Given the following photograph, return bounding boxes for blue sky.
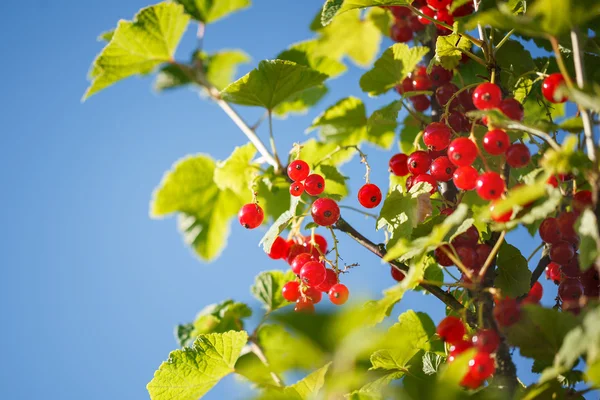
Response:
[0,1,556,399]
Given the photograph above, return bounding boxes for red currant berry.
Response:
[475,244,492,267]
[523,281,543,304]
[562,256,581,278]
[412,76,432,91]
[546,262,562,283]
[428,65,453,86]
[396,77,414,95]
[483,129,510,155]
[389,153,410,176]
[550,240,575,265]
[424,122,452,151]
[426,0,452,9]
[311,198,340,226]
[291,253,315,275]
[303,286,322,304]
[288,160,310,181]
[413,66,428,78]
[440,207,455,216]
[539,217,562,244]
[287,242,308,264]
[300,261,327,287]
[449,339,474,358]
[406,175,415,191]
[476,172,506,201]
[407,151,432,175]
[306,234,328,257]
[453,166,479,190]
[448,137,477,167]
[505,143,530,168]
[471,329,500,354]
[469,352,496,381]
[453,226,479,248]
[490,201,512,223]
[409,15,425,32]
[435,245,454,267]
[417,5,435,24]
[547,175,559,188]
[434,9,454,34]
[498,98,524,121]
[389,5,411,18]
[451,2,475,17]
[557,211,577,237]
[391,266,405,281]
[429,149,446,160]
[294,298,314,313]
[542,73,567,103]
[457,246,478,270]
[437,316,466,344]
[390,23,413,42]
[573,190,593,213]
[358,183,382,208]
[436,83,459,108]
[494,298,521,327]
[329,283,349,305]
[430,156,456,182]
[458,89,476,112]
[414,174,438,194]
[461,371,484,389]
[316,268,338,292]
[282,281,301,302]
[581,268,600,297]
[410,95,431,112]
[238,203,264,229]
[447,112,469,133]
[472,83,502,110]
[558,278,584,302]
[268,236,289,259]
[290,182,305,197]
[304,174,325,196]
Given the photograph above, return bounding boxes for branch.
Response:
[529,251,551,291]
[248,340,285,387]
[332,217,477,325]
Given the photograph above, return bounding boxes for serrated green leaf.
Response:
[321,0,410,26]
[251,270,297,312]
[176,300,252,347]
[221,60,328,109]
[84,3,190,100]
[277,47,347,78]
[367,100,402,138]
[273,86,329,118]
[315,164,349,199]
[347,371,404,399]
[360,44,429,96]
[147,330,248,400]
[494,243,532,298]
[495,40,535,79]
[174,0,250,23]
[98,29,114,42]
[256,168,291,221]
[151,154,243,261]
[399,114,422,154]
[577,209,600,271]
[433,34,471,70]
[214,143,256,196]
[286,363,331,399]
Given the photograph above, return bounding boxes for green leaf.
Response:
[174,0,250,23]
[235,352,280,387]
[147,331,248,400]
[176,300,252,347]
[221,60,328,110]
[367,100,403,139]
[84,3,190,100]
[214,143,256,197]
[505,305,578,366]
[273,86,329,118]
[367,6,393,37]
[256,168,291,221]
[259,196,300,254]
[347,372,404,400]
[286,362,331,399]
[315,164,349,199]
[399,114,422,154]
[422,352,444,375]
[495,40,536,79]
[251,270,297,312]
[433,34,471,70]
[576,209,600,271]
[97,29,114,42]
[360,44,429,96]
[277,47,346,78]
[496,186,562,232]
[494,243,532,298]
[321,0,410,26]
[151,154,243,261]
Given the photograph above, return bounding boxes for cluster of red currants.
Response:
[434,224,492,281]
[396,64,456,113]
[288,160,325,197]
[436,316,497,389]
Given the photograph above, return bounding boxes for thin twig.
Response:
[249,341,285,387]
[267,111,283,169]
[477,230,506,280]
[494,29,515,53]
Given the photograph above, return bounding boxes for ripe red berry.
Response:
[406,175,414,191]
[409,15,425,32]
[469,352,496,381]
[490,201,512,223]
[563,256,582,278]
[282,281,301,302]
[453,166,478,190]
[539,217,562,244]
[306,234,328,257]
[476,172,505,201]
[524,281,544,304]
[437,316,466,344]
[268,236,289,260]
[304,174,325,196]
[410,95,431,112]
[412,76,432,91]
[457,246,478,270]
[448,339,474,362]
[407,151,432,175]
[542,73,567,103]
[413,66,428,78]
[414,174,438,194]
[390,23,413,43]
[311,198,340,226]
[558,278,584,302]
[329,283,349,305]
[436,83,459,108]
[434,9,454,34]
[547,175,559,188]
[316,268,338,292]
[396,77,414,95]
[291,253,316,275]
[389,153,410,176]
[303,286,322,304]
[498,98,524,121]
[238,203,264,229]
[471,329,500,354]
[472,83,502,110]
[435,245,454,266]
[430,156,456,182]
[428,65,453,86]
[427,0,452,9]
[447,112,469,133]
[389,5,411,18]
[418,5,435,24]
[573,190,593,213]
[448,137,477,167]
[494,298,521,327]
[358,184,382,208]
[287,242,308,264]
[505,143,530,168]
[290,182,305,197]
[440,207,455,216]
[424,122,452,151]
[451,2,475,17]
[557,211,577,237]
[294,298,314,313]
[461,371,483,389]
[545,262,562,283]
[391,266,405,281]
[550,241,575,265]
[288,160,310,181]
[300,261,327,287]
[475,244,492,267]
[483,129,510,155]
[453,226,479,248]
